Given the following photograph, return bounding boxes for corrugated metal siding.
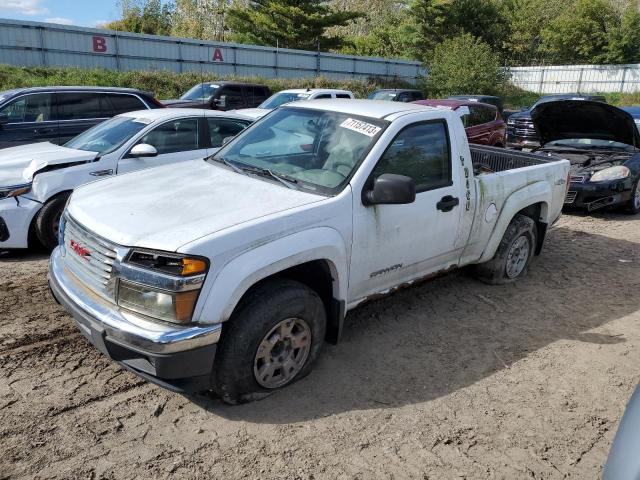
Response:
[510,64,640,93]
[0,18,425,83]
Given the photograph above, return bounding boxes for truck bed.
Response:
[470,145,555,174]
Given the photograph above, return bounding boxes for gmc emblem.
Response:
[70,239,90,259]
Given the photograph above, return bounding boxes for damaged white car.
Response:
[0,109,251,250]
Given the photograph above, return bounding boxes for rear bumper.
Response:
[48,247,221,392]
[564,179,633,211]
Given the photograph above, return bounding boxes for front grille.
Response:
[62,215,118,301]
[570,174,588,183]
[565,191,578,204]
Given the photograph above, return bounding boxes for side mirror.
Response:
[365,174,416,205]
[0,113,8,126]
[129,143,158,158]
[214,95,227,109]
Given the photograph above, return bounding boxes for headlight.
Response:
[118,280,200,323]
[507,118,516,125]
[117,249,209,324]
[0,183,32,200]
[590,166,630,182]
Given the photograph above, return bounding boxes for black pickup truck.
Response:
[507,94,606,149]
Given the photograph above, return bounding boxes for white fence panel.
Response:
[510,64,640,93]
[0,18,425,84]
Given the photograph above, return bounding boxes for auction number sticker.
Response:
[340,118,382,137]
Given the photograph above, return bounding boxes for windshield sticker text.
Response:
[340,118,382,137]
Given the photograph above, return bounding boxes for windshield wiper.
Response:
[210,157,299,190]
[243,165,299,190]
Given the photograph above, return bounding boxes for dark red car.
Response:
[413,99,507,147]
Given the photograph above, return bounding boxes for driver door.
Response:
[117,117,208,174]
[349,120,465,301]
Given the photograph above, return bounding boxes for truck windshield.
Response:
[181,83,219,101]
[210,107,388,194]
[259,92,311,109]
[64,116,149,155]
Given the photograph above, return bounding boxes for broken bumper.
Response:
[0,197,41,249]
[48,247,221,392]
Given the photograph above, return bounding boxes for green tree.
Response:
[226,0,363,50]
[105,0,174,35]
[539,0,618,64]
[171,0,229,42]
[425,33,508,96]
[602,1,640,63]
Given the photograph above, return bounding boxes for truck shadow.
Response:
[191,224,639,422]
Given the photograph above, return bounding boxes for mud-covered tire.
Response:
[35,193,70,251]
[211,279,326,405]
[473,214,537,285]
[624,177,640,215]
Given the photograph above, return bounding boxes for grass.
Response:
[0,64,414,100]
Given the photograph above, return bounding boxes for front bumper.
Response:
[48,247,221,392]
[0,196,41,249]
[564,178,633,211]
[506,132,541,149]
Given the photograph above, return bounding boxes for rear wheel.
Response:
[35,193,70,251]
[473,214,537,285]
[212,279,326,404]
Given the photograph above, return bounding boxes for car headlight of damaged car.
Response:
[117,249,209,324]
[0,183,32,200]
[590,166,631,182]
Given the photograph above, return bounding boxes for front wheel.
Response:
[625,177,640,215]
[473,214,537,285]
[212,279,326,404]
[35,193,70,251]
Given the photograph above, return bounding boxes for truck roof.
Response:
[290,99,431,119]
[279,88,352,95]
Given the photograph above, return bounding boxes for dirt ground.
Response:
[1,212,639,480]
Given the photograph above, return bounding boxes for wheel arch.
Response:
[478,181,552,263]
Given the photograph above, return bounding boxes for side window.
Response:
[410,91,423,101]
[220,86,244,108]
[207,118,248,148]
[138,118,199,154]
[57,92,112,120]
[107,94,146,115]
[314,94,332,99]
[469,106,496,126]
[373,122,451,192]
[336,93,352,99]
[0,94,54,123]
[396,93,410,103]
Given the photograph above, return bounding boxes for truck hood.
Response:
[0,142,98,186]
[531,100,640,147]
[68,159,324,251]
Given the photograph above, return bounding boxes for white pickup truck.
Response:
[49,100,570,403]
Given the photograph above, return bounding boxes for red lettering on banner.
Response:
[92,36,107,53]
[212,48,223,62]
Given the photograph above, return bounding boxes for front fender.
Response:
[194,227,348,325]
[478,180,551,263]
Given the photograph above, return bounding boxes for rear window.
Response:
[107,94,147,115]
[469,105,496,126]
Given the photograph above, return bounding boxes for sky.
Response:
[0,0,124,28]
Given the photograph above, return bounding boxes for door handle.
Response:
[436,195,459,212]
[90,169,113,177]
[34,128,55,134]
